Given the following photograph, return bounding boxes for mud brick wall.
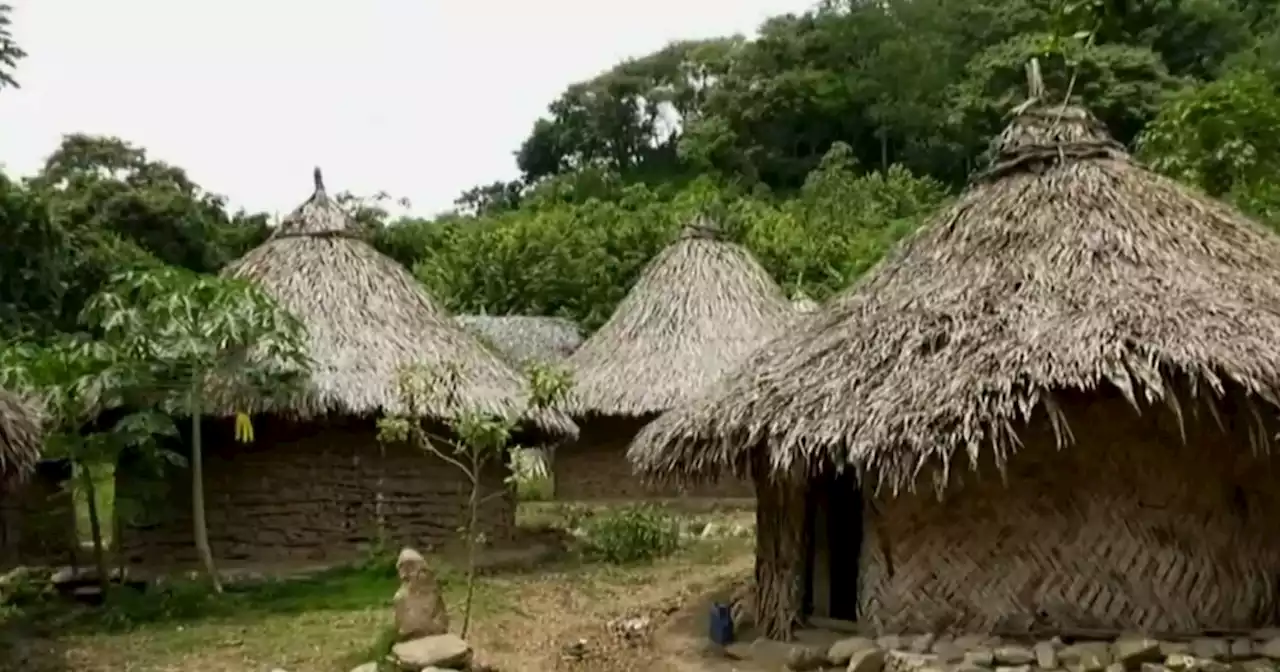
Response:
[115,416,515,567]
[0,460,78,568]
[553,416,752,501]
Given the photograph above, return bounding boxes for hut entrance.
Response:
[803,469,862,623]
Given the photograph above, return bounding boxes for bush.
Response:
[579,504,681,564]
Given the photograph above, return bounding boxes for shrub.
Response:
[579,504,681,564]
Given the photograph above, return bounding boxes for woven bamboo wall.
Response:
[855,394,1280,634]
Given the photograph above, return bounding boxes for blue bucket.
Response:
[709,601,735,645]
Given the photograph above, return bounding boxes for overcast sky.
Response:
[0,0,816,219]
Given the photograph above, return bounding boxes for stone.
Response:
[911,634,938,654]
[348,665,378,672]
[933,640,967,663]
[964,648,995,667]
[887,651,944,672]
[1258,638,1280,660]
[1036,641,1059,668]
[391,633,472,670]
[1162,642,1193,657]
[1113,636,1162,666]
[878,635,906,652]
[954,635,995,650]
[1059,642,1112,672]
[1106,663,1126,672]
[784,644,829,671]
[1236,661,1276,672]
[848,647,888,672]
[994,646,1036,665]
[393,548,449,641]
[1192,639,1232,662]
[829,637,877,666]
[1255,631,1280,643]
[1230,639,1254,661]
[1139,664,1169,672]
[996,666,1032,672]
[1165,654,1229,672]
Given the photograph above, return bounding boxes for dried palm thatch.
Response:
[220,169,578,441]
[565,215,793,417]
[630,67,1280,493]
[454,315,583,365]
[0,388,42,487]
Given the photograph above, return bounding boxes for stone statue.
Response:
[393,547,449,640]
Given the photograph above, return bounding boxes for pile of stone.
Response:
[348,548,478,672]
[733,631,1280,672]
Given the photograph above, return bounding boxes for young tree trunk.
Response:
[190,394,222,592]
[460,456,481,639]
[78,462,110,598]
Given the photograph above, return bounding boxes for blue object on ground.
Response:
[709,601,735,645]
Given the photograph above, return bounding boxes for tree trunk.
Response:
[460,455,481,639]
[78,462,110,598]
[190,395,222,592]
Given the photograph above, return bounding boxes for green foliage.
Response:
[0,3,23,90]
[578,504,682,564]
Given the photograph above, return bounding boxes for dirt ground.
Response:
[4,503,761,672]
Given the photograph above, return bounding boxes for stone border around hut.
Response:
[727,631,1280,672]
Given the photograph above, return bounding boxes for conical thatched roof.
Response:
[454,315,583,365]
[565,216,793,417]
[630,71,1280,491]
[221,169,577,440]
[0,388,41,487]
[790,290,818,314]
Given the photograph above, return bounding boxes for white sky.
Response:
[0,0,816,219]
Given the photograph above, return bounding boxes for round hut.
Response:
[0,388,41,490]
[117,169,578,567]
[558,215,793,500]
[630,74,1280,638]
[454,315,583,366]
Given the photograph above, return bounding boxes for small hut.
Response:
[630,73,1280,638]
[117,169,577,566]
[558,216,792,500]
[454,315,583,366]
[0,389,73,568]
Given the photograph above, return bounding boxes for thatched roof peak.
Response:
[272,167,360,239]
[679,215,722,242]
[629,66,1280,493]
[0,388,42,491]
[566,215,792,418]
[220,176,578,442]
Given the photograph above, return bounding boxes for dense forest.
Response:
[3,0,1280,337]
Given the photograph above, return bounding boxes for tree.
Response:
[377,361,571,638]
[80,266,311,591]
[0,337,181,596]
[0,3,24,91]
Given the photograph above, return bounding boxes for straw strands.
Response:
[454,315,583,365]
[0,388,41,487]
[564,216,793,417]
[220,169,578,440]
[630,101,1280,492]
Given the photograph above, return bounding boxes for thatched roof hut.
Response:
[630,67,1280,637]
[0,388,41,487]
[790,290,818,314]
[221,169,576,439]
[565,216,792,417]
[554,215,790,499]
[454,315,583,365]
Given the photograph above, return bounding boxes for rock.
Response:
[1059,642,1112,672]
[391,634,472,670]
[886,651,945,672]
[848,647,888,672]
[878,635,905,652]
[1258,638,1280,660]
[1165,654,1229,672]
[746,638,806,668]
[954,635,997,650]
[1035,641,1059,668]
[994,646,1036,665]
[1255,631,1280,643]
[996,666,1031,672]
[1140,664,1169,672]
[1230,639,1254,661]
[910,634,937,654]
[784,644,828,671]
[829,637,877,665]
[964,648,995,666]
[1236,661,1276,672]
[1161,642,1193,657]
[348,664,378,672]
[1191,639,1231,662]
[932,640,967,663]
[700,522,721,539]
[393,548,449,641]
[1106,663,1126,672]
[1113,636,1162,666]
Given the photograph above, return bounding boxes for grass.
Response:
[2,502,757,672]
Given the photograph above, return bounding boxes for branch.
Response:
[412,427,476,479]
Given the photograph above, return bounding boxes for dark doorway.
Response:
[803,468,863,622]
